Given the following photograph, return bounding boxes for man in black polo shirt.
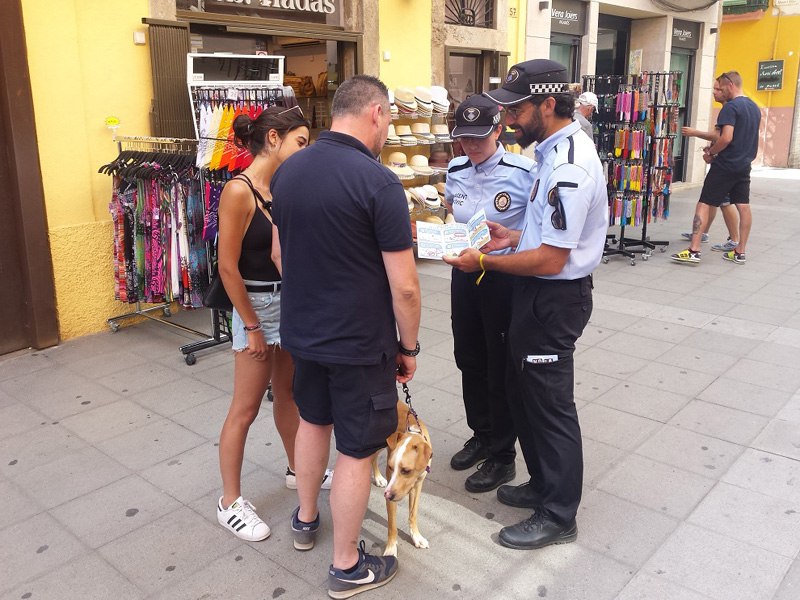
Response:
[271,74,421,598]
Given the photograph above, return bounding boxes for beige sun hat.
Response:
[394,86,415,105]
[386,152,415,177]
[409,154,435,176]
[414,86,432,104]
[430,85,449,109]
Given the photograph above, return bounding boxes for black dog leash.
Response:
[402,382,430,471]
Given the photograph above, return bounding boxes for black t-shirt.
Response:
[271,130,412,365]
[715,96,761,172]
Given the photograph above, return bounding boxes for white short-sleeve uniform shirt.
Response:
[517,121,607,280]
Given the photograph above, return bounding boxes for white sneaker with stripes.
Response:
[217,496,271,541]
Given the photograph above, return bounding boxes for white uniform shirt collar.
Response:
[472,142,504,174]
[534,121,582,164]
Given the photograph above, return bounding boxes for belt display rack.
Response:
[584,71,681,265]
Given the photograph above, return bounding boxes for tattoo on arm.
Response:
[692,215,702,234]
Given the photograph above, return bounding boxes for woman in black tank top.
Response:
[215,106,312,540]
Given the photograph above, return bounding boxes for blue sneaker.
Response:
[291,506,319,551]
[712,238,738,252]
[328,540,398,599]
[682,232,708,243]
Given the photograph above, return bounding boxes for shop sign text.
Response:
[211,0,336,15]
[757,60,784,91]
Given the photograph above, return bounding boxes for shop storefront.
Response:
[528,0,720,184]
[6,0,526,345]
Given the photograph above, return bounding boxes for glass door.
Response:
[670,49,694,182]
[550,33,580,81]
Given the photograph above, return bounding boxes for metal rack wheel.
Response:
[163,307,172,317]
[184,353,197,366]
[660,245,668,252]
[642,253,649,261]
[109,322,120,332]
[630,258,636,266]
[602,257,609,264]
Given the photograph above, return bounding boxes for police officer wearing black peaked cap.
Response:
[445,95,534,494]
[444,60,608,551]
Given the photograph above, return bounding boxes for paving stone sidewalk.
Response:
[2,168,799,600]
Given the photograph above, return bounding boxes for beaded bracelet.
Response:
[243,322,263,332]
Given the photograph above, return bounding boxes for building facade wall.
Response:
[717,2,800,168]
[19,0,525,340]
[20,0,154,340]
[525,0,720,184]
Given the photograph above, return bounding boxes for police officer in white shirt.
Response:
[445,95,534,493]
[444,59,607,550]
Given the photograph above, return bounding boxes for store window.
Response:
[670,20,700,182]
[189,26,347,133]
[550,0,585,80]
[596,14,631,77]
[444,0,495,28]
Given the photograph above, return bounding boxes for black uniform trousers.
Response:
[451,267,517,464]
[506,274,593,525]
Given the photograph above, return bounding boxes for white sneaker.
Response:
[217,496,271,541]
[286,467,334,490]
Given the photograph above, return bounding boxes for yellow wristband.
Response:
[476,253,486,286]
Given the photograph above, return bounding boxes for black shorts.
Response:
[699,164,751,207]
[292,356,398,459]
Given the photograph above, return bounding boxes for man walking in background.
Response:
[671,70,760,266]
[680,77,739,253]
[574,91,597,141]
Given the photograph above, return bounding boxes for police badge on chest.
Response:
[494,191,511,212]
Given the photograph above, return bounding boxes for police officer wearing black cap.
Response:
[444,59,607,550]
[445,95,534,493]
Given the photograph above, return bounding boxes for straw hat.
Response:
[386,152,414,177]
[409,154,434,176]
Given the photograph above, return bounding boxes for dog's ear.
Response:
[386,432,403,451]
[414,441,433,471]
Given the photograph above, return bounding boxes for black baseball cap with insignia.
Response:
[451,95,502,139]
[483,59,570,106]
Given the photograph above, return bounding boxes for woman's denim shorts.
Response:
[231,282,281,351]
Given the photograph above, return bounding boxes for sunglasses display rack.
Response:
[583,71,681,265]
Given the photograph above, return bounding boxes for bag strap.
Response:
[235,173,271,215]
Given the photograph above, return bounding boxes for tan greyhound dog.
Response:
[371,400,433,556]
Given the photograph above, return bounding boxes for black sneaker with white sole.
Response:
[291,506,319,551]
[327,540,398,599]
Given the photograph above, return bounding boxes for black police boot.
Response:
[450,437,489,471]
[465,459,516,493]
[498,512,578,550]
[497,481,540,508]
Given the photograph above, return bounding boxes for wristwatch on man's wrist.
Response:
[399,340,420,357]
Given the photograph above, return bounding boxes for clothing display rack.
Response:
[584,71,680,265]
[102,135,231,364]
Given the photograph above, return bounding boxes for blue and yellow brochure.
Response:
[416,209,491,260]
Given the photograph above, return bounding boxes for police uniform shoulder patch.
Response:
[494,191,511,212]
[498,153,535,172]
[447,156,472,174]
[530,179,540,202]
